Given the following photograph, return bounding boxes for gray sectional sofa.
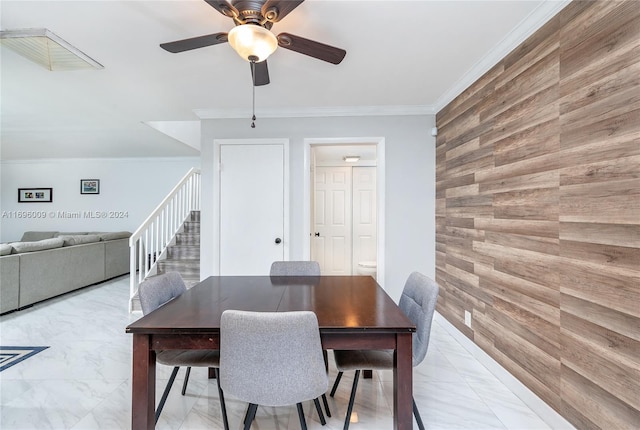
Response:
[0,231,131,314]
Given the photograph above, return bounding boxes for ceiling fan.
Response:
[160,0,347,86]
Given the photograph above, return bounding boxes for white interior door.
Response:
[352,166,377,273]
[219,143,285,275]
[312,166,352,275]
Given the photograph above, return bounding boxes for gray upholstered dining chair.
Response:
[269,259,330,417]
[329,271,439,430]
[269,260,321,276]
[138,272,229,429]
[220,310,329,430]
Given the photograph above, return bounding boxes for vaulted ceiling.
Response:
[0,0,568,160]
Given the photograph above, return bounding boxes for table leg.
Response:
[132,334,155,430]
[394,332,413,430]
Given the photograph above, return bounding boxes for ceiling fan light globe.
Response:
[228,25,277,62]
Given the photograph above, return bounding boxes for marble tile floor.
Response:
[0,276,558,430]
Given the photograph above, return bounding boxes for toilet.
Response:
[357,261,377,280]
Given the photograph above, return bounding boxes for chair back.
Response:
[220,310,328,407]
[398,272,439,367]
[138,272,187,315]
[270,260,321,276]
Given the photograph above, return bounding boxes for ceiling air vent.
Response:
[0,28,103,71]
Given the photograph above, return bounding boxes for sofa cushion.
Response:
[0,243,13,256]
[57,234,101,246]
[97,231,131,241]
[11,238,64,253]
[21,231,58,242]
[54,232,89,237]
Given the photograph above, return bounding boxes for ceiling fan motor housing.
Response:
[231,0,277,26]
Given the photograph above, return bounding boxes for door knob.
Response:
[314,232,320,237]
[275,238,282,244]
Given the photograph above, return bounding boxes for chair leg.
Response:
[413,397,425,430]
[214,368,230,430]
[181,366,191,395]
[322,393,331,417]
[296,403,308,430]
[321,350,331,417]
[313,397,327,425]
[155,366,180,423]
[343,370,360,430]
[244,403,258,430]
[242,406,250,427]
[330,371,344,397]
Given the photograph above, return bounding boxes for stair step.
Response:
[178,230,199,235]
[183,221,200,233]
[157,259,200,277]
[175,233,199,245]
[157,259,199,267]
[176,233,199,240]
[190,211,200,222]
[167,245,200,259]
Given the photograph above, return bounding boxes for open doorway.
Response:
[303,137,385,285]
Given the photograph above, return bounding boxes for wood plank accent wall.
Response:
[435,1,639,428]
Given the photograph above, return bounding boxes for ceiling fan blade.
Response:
[277,33,346,64]
[261,0,304,22]
[204,0,239,18]
[160,33,228,53]
[251,60,270,86]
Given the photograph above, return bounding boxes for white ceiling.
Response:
[0,0,568,160]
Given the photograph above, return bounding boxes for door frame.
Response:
[303,137,385,287]
[212,138,290,275]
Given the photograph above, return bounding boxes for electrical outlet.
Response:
[464,310,472,328]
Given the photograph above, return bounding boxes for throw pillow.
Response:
[54,232,89,237]
[0,243,13,256]
[10,237,64,253]
[20,231,59,242]
[97,231,131,241]
[57,234,101,246]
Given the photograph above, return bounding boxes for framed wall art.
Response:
[80,179,100,194]
[18,188,53,203]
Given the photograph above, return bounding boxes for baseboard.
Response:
[434,312,575,430]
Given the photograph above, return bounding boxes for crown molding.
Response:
[194,104,436,119]
[433,0,572,114]
[1,156,200,164]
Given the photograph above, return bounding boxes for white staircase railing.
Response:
[129,168,201,312]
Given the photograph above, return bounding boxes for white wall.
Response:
[0,157,199,242]
[200,114,436,302]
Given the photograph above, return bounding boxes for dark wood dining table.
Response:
[126,275,415,429]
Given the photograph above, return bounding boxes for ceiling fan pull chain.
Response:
[249,55,258,128]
